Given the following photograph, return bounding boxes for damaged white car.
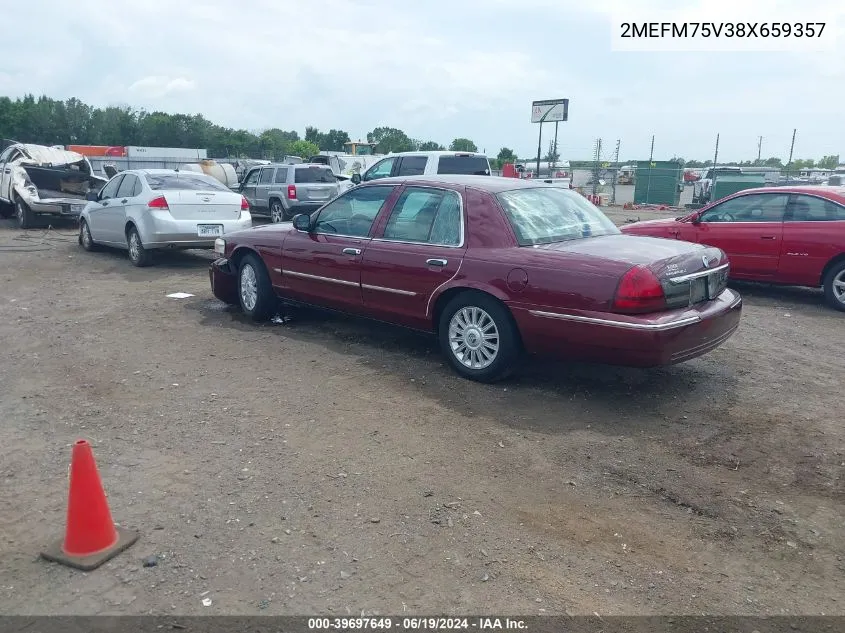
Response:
[0,141,107,228]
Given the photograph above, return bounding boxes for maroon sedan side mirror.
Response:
[292,213,312,232]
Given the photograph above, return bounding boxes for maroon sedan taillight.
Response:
[612,265,666,314]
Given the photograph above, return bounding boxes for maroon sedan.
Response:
[621,186,845,311]
[209,176,742,382]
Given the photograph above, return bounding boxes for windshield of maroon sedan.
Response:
[496,187,620,245]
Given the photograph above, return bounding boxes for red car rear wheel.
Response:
[438,291,520,383]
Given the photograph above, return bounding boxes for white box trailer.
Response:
[125,146,207,159]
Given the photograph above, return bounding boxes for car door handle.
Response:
[342,247,361,256]
[760,235,776,240]
[3,169,9,174]
[426,258,448,267]
[121,198,128,204]
[101,200,109,206]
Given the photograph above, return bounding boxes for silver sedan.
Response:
[78,169,252,266]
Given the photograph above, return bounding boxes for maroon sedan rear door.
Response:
[777,193,845,286]
[280,185,399,312]
[693,192,788,278]
[360,185,467,330]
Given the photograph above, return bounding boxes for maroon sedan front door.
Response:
[280,185,398,311]
[360,185,467,330]
[692,192,789,279]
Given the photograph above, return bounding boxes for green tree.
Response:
[817,154,840,169]
[367,126,415,153]
[258,128,299,159]
[497,147,516,163]
[449,137,477,152]
[763,157,783,168]
[288,139,321,158]
[321,129,351,152]
[418,140,445,151]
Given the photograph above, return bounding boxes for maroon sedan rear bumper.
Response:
[209,258,239,305]
[509,289,743,367]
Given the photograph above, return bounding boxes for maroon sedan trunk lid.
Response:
[535,234,722,278]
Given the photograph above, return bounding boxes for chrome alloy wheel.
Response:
[240,264,258,311]
[833,269,845,305]
[128,231,141,261]
[448,306,500,370]
[80,222,92,248]
[270,201,284,223]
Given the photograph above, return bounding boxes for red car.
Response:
[621,186,845,311]
[209,176,742,382]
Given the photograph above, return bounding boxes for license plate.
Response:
[707,271,727,299]
[689,277,708,304]
[198,224,223,237]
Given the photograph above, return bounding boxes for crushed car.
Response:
[0,140,108,228]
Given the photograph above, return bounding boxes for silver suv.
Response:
[239,163,340,222]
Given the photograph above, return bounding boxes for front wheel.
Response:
[238,253,276,321]
[823,260,845,312]
[78,219,98,251]
[438,292,521,383]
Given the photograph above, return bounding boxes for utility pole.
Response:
[645,135,655,204]
[591,138,603,196]
[611,139,620,205]
[757,136,762,163]
[535,117,545,178]
[786,128,797,180]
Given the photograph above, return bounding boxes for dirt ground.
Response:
[0,215,842,617]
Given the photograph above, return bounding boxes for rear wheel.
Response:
[78,219,98,251]
[238,253,276,321]
[438,292,521,383]
[269,199,285,223]
[15,198,35,229]
[126,226,152,267]
[822,260,845,312]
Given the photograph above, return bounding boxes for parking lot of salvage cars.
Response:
[0,215,842,616]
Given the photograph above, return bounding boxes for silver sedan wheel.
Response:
[448,306,500,370]
[80,222,92,248]
[833,269,845,304]
[128,231,141,261]
[270,201,284,223]
[240,264,258,311]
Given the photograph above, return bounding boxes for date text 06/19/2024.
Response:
[307,617,528,630]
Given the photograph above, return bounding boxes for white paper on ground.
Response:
[166,292,195,299]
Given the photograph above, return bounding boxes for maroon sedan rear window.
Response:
[497,187,619,246]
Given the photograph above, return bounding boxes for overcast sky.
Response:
[0,0,842,162]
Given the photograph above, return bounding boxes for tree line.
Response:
[0,95,495,162]
[672,155,841,170]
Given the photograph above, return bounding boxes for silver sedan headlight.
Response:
[214,238,226,255]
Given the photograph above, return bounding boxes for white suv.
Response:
[356,151,491,183]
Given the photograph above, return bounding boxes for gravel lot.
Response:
[0,215,842,616]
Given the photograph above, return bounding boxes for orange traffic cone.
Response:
[41,440,139,571]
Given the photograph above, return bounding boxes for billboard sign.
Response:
[531,99,569,123]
